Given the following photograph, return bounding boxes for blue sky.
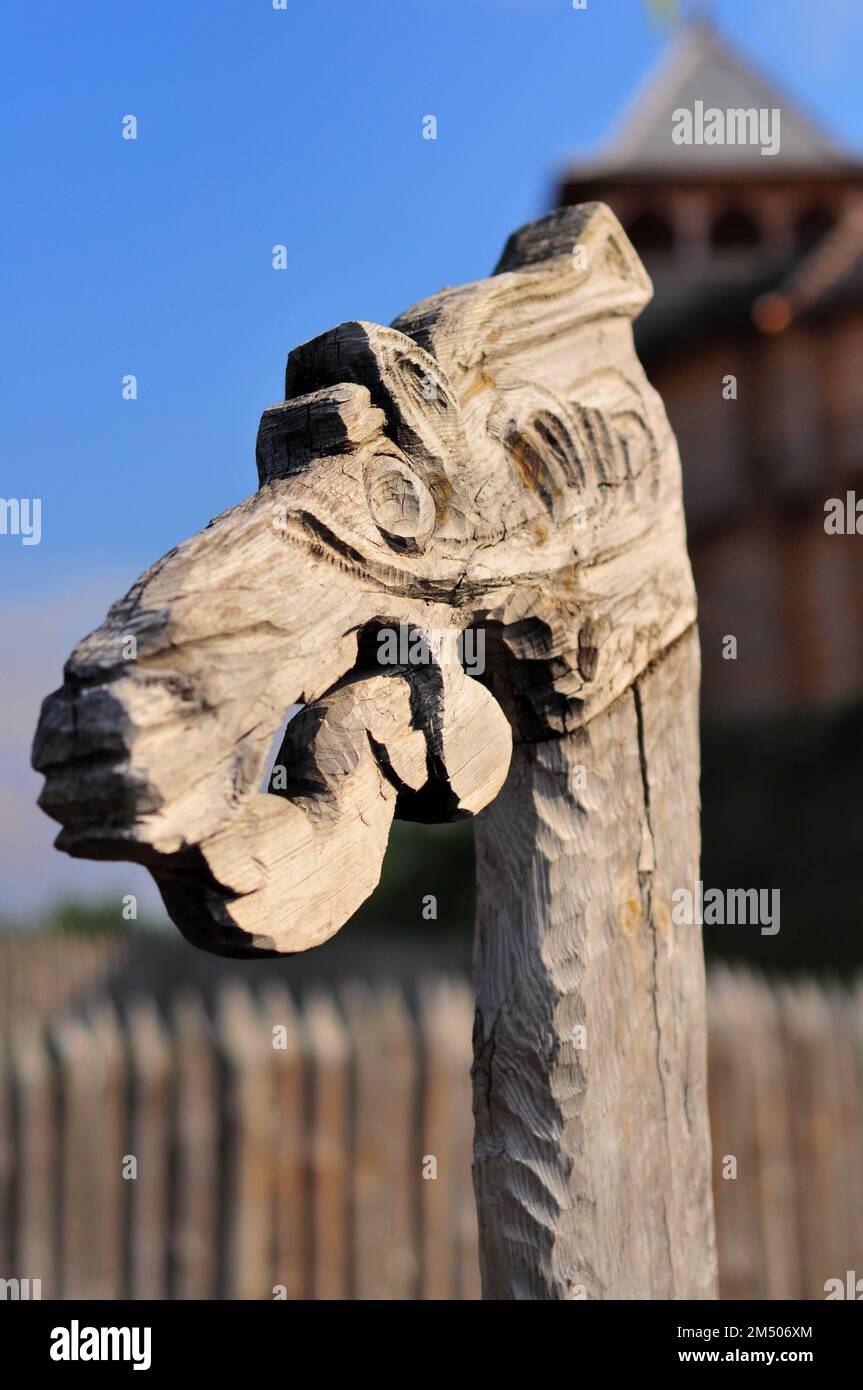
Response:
[2,0,863,914]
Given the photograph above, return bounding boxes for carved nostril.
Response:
[365,455,435,554]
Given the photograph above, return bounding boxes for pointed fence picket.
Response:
[0,966,860,1300]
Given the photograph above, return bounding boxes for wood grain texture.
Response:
[473,627,717,1299]
[33,201,692,958]
[30,201,715,1299]
[171,992,219,1300]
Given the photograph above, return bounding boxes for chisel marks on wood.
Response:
[473,627,716,1299]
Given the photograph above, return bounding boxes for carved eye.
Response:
[365,455,436,554]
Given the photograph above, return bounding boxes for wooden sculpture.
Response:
[32,203,717,1299]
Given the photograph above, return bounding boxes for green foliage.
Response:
[349,818,475,936]
[0,898,168,937]
[47,900,136,936]
[701,699,863,979]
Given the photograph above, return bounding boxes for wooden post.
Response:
[53,1014,103,1298]
[32,202,716,1299]
[418,977,466,1300]
[218,983,275,1301]
[374,982,421,1299]
[473,630,715,1298]
[9,1024,55,1296]
[171,991,219,1299]
[127,999,171,1300]
[303,989,350,1301]
[259,983,308,1301]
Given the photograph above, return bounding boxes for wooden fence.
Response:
[0,956,861,1299]
[708,969,863,1301]
[0,972,478,1300]
[0,933,132,1033]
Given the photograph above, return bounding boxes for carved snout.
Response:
[32,202,697,958]
[33,494,363,863]
[32,480,512,956]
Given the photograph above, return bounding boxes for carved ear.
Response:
[32,201,690,965]
[284,320,476,533]
[394,202,655,528]
[492,200,651,301]
[395,203,651,383]
[256,383,387,485]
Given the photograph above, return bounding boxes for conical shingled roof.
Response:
[566,19,849,176]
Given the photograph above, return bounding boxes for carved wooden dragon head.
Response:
[32,204,696,957]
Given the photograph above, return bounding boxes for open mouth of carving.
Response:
[30,203,693,959]
[32,604,513,957]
